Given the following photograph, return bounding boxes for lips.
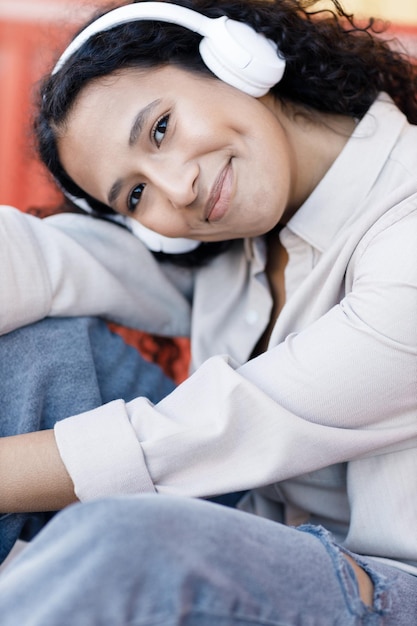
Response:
[205,162,233,223]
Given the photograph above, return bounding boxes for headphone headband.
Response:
[53,3,209,74]
[52,2,286,254]
[53,2,285,96]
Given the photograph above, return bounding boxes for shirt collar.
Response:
[285,94,408,253]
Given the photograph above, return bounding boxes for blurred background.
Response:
[0,0,416,212]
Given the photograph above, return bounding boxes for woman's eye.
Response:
[128,183,145,213]
[153,114,169,147]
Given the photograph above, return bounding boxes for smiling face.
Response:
[57,65,297,242]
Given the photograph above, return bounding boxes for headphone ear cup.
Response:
[199,17,286,97]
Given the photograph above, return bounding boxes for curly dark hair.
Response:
[35,0,417,259]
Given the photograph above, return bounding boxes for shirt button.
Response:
[246,309,259,325]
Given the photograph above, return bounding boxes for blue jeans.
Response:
[0,316,175,563]
[0,495,416,625]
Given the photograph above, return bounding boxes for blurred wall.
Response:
[0,0,416,212]
[0,0,108,210]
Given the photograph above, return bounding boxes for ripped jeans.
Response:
[0,495,416,625]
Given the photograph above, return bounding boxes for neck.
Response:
[260,96,357,223]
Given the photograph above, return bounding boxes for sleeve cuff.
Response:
[54,400,155,501]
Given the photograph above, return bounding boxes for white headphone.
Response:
[53,2,286,253]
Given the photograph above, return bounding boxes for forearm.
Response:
[0,430,78,513]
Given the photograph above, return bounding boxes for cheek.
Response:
[249,146,293,226]
[140,212,188,238]
[261,131,293,192]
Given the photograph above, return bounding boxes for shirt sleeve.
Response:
[54,205,417,502]
[0,206,190,336]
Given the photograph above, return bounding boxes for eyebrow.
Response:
[107,99,162,207]
[128,99,161,147]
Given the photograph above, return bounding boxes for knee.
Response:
[53,495,222,564]
[49,494,197,548]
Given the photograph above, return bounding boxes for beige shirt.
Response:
[1,95,416,574]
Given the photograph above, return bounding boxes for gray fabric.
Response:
[0,317,175,562]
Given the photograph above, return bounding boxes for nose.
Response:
[149,156,199,209]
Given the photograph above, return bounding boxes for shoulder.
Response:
[351,187,417,279]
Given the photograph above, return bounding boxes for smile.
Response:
[205,162,233,223]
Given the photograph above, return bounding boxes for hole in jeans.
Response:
[342,552,374,607]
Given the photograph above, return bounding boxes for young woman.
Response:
[0,0,416,622]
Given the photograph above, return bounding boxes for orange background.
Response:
[0,0,105,211]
